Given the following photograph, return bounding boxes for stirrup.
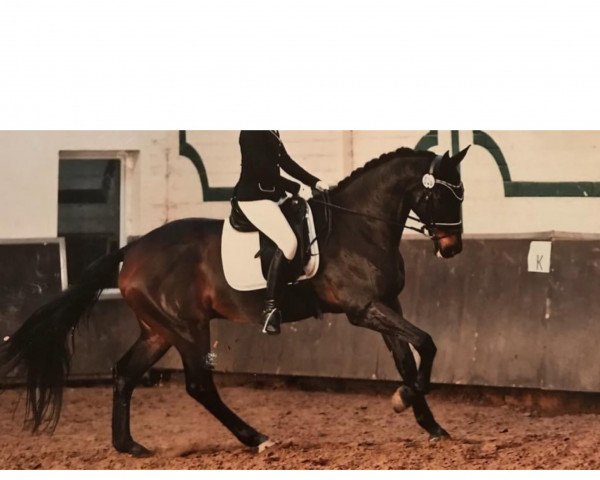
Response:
[262,307,281,335]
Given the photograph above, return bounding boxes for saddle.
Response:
[229,196,313,280]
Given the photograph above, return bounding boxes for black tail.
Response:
[0,248,126,432]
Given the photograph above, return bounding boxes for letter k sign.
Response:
[528,241,552,273]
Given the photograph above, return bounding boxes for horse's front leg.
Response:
[382,332,449,439]
[347,300,437,394]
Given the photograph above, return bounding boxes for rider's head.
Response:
[408,147,469,259]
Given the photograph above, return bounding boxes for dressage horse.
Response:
[0,146,469,456]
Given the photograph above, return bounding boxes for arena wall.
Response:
[209,232,600,393]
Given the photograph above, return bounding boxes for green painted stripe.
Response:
[451,130,460,156]
[504,181,600,197]
[179,130,234,202]
[473,130,512,182]
[415,130,438,151]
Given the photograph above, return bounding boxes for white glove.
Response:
[315,180,329,192]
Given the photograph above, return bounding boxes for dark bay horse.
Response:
[0,146,469,456]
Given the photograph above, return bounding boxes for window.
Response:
[58,158,122,288]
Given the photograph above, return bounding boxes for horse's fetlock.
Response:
[186,381,212,399]
[417,334,436,357]
[185,382,197,396]
[114,375,133,395]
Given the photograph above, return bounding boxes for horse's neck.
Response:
[327,157,420,245]
[331,158,418,220]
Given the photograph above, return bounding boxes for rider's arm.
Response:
[278,144,320,188]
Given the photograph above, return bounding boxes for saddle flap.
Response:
[221,199,320,292]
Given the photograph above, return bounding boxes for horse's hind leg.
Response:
[112,329,171,456]
[382,333,449,439]
[176,322,270,449]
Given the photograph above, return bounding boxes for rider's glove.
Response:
[315,180,329,192]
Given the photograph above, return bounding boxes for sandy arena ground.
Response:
[1,379,599,469]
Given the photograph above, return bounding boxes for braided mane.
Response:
[332,147,431,192]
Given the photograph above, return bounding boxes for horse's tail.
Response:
[0,246,128,432]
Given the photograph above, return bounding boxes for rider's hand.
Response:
[315,180,329,192]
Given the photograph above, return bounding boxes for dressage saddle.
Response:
[229,196,312,280]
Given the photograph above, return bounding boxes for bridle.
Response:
[311,154,464,243]
[418,154,464,235]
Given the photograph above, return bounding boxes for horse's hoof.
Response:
[115,440,153,457]
[429,429,451,443]
[257,439,277,453]
[129,443,153,457]
[391,385,412,413]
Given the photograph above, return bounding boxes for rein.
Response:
[311,196,430,237]
[311,154,464,244]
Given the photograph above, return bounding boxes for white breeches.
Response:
[237,199,298,260]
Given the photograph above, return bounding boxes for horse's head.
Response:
[409,147,469,258]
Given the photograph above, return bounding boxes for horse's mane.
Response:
[332,147,431,192]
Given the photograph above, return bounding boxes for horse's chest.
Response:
[325,249,405,299]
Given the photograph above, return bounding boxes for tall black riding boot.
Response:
[262,249,290,335]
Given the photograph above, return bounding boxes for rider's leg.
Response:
[261,249,288,334]
[237,200,298,335]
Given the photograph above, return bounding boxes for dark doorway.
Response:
[58,159,121,287]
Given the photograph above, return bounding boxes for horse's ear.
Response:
[450,145,470,167]
[438,150,451,171]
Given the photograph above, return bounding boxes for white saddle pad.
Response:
[221,204,320,291]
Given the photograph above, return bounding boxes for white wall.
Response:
[462,130,600,233]
[0,131,183,239]
[352,130,600,234]
[0,130,599,241]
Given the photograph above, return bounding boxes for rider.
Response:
[233,130,328,335]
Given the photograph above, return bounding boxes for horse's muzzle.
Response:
[434,231,463,258]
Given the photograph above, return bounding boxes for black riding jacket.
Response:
[234,130,320,202]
